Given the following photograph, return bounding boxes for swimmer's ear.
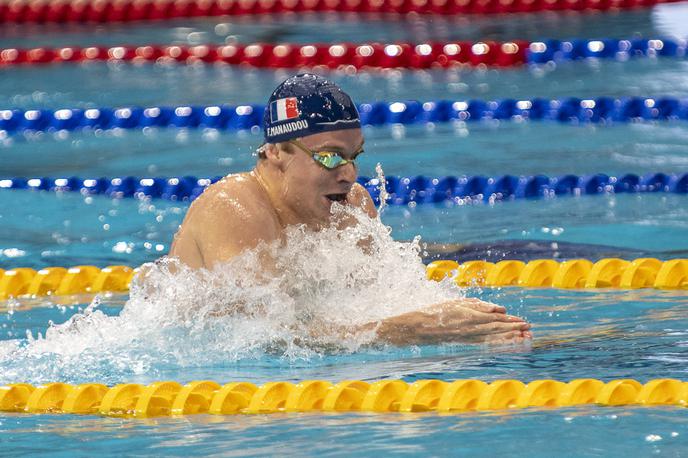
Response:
[259,143,273,156]
[260,143,280,162]
[262,143,292,170]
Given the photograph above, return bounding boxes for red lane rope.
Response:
[0,41,529,68]
[0,0,682,24]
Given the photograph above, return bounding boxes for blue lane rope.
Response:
[2,96,688,135]
[2,173,687,204]
[526,38,686,63]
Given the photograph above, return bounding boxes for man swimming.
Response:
[169,73,532,346]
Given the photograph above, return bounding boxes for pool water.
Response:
[2,286,688,456]
[2,4,688,457]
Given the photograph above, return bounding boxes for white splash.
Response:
[374,162,390,213]
[0,205,462,384]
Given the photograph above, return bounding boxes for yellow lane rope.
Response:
[0,265,136,300]
[1,258,687,300]
[1,378,686,418]
[426,258,688,289]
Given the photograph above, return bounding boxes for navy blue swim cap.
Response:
[263,73,361,144]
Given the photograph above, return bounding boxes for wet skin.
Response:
[169,128,532,345]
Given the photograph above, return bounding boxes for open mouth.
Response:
[325,193,348,203]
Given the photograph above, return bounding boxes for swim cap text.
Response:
[267,119,309,138]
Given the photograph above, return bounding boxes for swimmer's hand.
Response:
[373,299,532,346]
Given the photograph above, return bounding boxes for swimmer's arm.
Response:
[338,299,532,345]
[169,227,205,269]
[169,197,205,269]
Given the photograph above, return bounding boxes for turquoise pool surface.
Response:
[2,4,688,457]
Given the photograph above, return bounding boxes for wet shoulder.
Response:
[349,182,377,218]
[200,173,262,202]
[188,172,277,228]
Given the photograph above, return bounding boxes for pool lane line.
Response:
[0,0,681,24]
[426,258,688,289]
[0,265,135,301]
[0,38,684,69]
[3,97,688,135]
[1,378,686,417]
[1,258,687,300]
[2,173,687,204]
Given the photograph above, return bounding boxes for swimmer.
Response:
[169,73,532,346]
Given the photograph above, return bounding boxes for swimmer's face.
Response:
[278,128,364,225]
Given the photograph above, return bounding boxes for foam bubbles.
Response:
[0,205,461,384]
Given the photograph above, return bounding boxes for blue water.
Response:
[2,406,687,457]
[3,5,688,457]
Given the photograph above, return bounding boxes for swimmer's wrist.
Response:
[373,312,420,345]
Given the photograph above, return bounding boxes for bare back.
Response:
[169,172,282,269]
[170,170,376,270]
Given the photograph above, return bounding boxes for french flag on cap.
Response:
[270,97,300,123]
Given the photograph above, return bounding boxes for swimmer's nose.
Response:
[335,161,357,184]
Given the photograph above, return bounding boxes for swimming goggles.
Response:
[288,139,363,170]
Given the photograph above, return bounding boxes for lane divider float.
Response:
[0,378,686,417]
[0,38,684,70]
[1,42,529,68]
[2,173,687,204]
[426,258,688,289]
[1,258,687,300]
[0,265,136,300]
[0,0,680,24]
[2,97,688,136]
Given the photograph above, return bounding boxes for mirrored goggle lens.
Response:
[313,153,349,169]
